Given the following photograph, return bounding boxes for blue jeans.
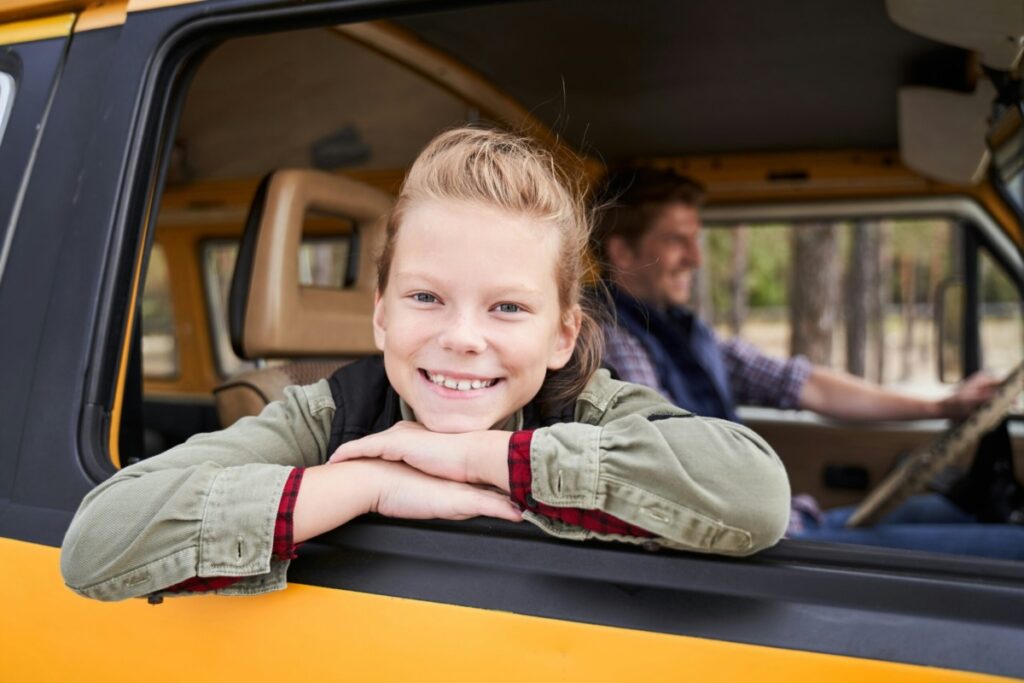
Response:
[791,494,1024,560]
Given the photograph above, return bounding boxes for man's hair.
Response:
[592,166,705,262]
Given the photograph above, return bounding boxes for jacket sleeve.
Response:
[525,371,791,556]
[60,381,336,601]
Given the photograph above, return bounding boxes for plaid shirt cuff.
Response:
[508,430,654,538]
[272,467,304,560]
[164,467,305,595]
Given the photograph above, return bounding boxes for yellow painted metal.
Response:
[0,1,87,23]
[0,12,74,46]
[0,0,201,32]
[127,0,203,10]
[76,1,127,32]
[1,537,1014,682]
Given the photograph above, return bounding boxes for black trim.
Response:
[228,173,271,360]
[962,225,982,375]
[211,379,271,405]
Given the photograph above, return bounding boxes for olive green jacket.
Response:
[61,370,790,601]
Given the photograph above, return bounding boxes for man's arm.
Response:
[798,366,998,421]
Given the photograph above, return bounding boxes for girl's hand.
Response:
[368,460,522,522]
[328,421,513,492]
[294,459,519,544]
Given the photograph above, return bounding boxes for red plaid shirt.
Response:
[507,430,654,537]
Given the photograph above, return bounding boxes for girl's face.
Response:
[373,200,581,433]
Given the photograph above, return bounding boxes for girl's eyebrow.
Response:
[393,271,544,299]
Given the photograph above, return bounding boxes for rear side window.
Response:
[141,243,179,378]
[0,72,14,146]
[202,235,354,376]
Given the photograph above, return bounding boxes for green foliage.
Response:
[704,224,790,314]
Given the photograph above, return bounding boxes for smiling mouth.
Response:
[421,369,501,392]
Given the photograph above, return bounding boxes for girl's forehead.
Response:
[391,200,562,287]
[398,199,560,250]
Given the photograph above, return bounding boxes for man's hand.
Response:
[328,421,513,492]
[938,371,1001,420]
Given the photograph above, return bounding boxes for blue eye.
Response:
[496,303,521,314]
[412,292,438,304]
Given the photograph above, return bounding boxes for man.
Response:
[595,167,994,425]
[594,167,1024,559]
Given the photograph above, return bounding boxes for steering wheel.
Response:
[846,361,1024,528]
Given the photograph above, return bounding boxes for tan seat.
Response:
[214,169,392,426]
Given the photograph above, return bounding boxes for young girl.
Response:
[61,127,790,601]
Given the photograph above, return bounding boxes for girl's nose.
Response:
[437,313,488,354]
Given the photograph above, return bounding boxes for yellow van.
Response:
[1,1,1022,680]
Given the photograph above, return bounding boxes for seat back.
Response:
[214,169,393,426]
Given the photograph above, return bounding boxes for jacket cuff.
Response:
[528,422,602,507]
[197,463,294,577]
[509,428,653,538]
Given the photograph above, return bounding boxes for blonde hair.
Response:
[377,126,603,411]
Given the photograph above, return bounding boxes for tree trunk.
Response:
[694,230,713,320]
[729,226,748,336]
[925,237,944,364]
[871,222,889,383]
[790,224,838,365]
[845,222,873,377]
[900,255,918,381]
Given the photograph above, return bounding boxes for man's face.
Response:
[611,202,702,308]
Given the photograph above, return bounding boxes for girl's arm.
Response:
[330,371,790,556]
[524,372,791,555]
[61,382,335,601]
[62,380,520,602]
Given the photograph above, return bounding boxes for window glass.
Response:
[979,249,1024,379]
[141,243,179,378]
[701,218,959,401]
[0,72,14,147]
[203,235,353,376]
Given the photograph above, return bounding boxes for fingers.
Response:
[329,434,385,463]
[329,420,432,464]
[455,488,523,522]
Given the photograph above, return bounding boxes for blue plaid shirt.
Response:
[603,323,811,411]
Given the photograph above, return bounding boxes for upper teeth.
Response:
[427,372,496,391]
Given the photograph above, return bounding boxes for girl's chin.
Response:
[417,414,500,433]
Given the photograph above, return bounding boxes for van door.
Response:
[0,12,73,504]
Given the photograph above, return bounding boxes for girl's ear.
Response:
[548,304,583,370]
[372,289,387,352]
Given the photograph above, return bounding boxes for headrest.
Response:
[228,169,393,359]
